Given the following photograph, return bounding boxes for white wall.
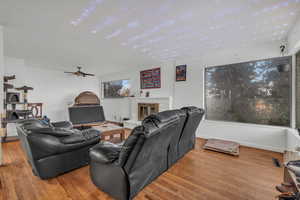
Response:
[100,44,291,152]
[286,128,300,152]
[4,57,100,124]
[100,64,174,121]
[199,121,286,152]
[288,16,300,54]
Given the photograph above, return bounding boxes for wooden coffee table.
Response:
[92,122,131,144]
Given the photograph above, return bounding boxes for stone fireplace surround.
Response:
[123,97,173,129]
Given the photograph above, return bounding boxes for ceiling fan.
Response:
[64,66,95,77]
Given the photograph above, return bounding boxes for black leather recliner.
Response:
[178,106,205,159]
[16,119,101,179]
[89,107,205,200]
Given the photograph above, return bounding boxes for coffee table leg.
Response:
[122,129,126,141]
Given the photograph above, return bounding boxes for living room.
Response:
[1,1,300,200]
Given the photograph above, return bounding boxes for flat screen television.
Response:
[68,105,105,125]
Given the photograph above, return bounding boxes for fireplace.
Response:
[123,97,172,129]
[138,103,159,121]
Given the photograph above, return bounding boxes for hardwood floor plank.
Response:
[0,139,283,200]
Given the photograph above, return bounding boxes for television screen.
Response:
[102,79,131,98]
[68,105,105,125]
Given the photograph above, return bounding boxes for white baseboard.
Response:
[198,135,285,153]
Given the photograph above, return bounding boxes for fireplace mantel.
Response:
[128,97,171,100]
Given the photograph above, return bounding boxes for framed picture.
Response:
[140,67,161,89]
[176,65,187,81]
[102,79,131,98]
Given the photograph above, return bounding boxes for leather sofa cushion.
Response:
[60,134,85,144]
[142,111,180,138]
[174,109,187,119]
[22,120,53,130]
[23,119,74,133]
[51,121,73,129]
[61,129,100,144]
[181,106,205,115]
[32,127,76,137]
[143,110,179,127]
[117,127,143,167]
[81,128,101,140]
[90,141,122,164]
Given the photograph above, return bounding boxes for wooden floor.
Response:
[0,139,283,200]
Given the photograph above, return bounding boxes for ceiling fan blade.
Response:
[80,71,95,76]
[83,73,95,76]
[65,67,94,77]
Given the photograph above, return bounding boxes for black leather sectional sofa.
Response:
[16,119,100,179]
[89,106,205,200]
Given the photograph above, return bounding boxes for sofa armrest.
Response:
[89,142,122,164]
[51,121,73,129]
[90,159,129,200]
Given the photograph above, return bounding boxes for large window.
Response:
[205,56,292,127]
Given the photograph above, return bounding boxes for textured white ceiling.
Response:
[0,0,300,74]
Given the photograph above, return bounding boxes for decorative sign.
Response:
[140,67,161,89]
[176,65,187,82]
